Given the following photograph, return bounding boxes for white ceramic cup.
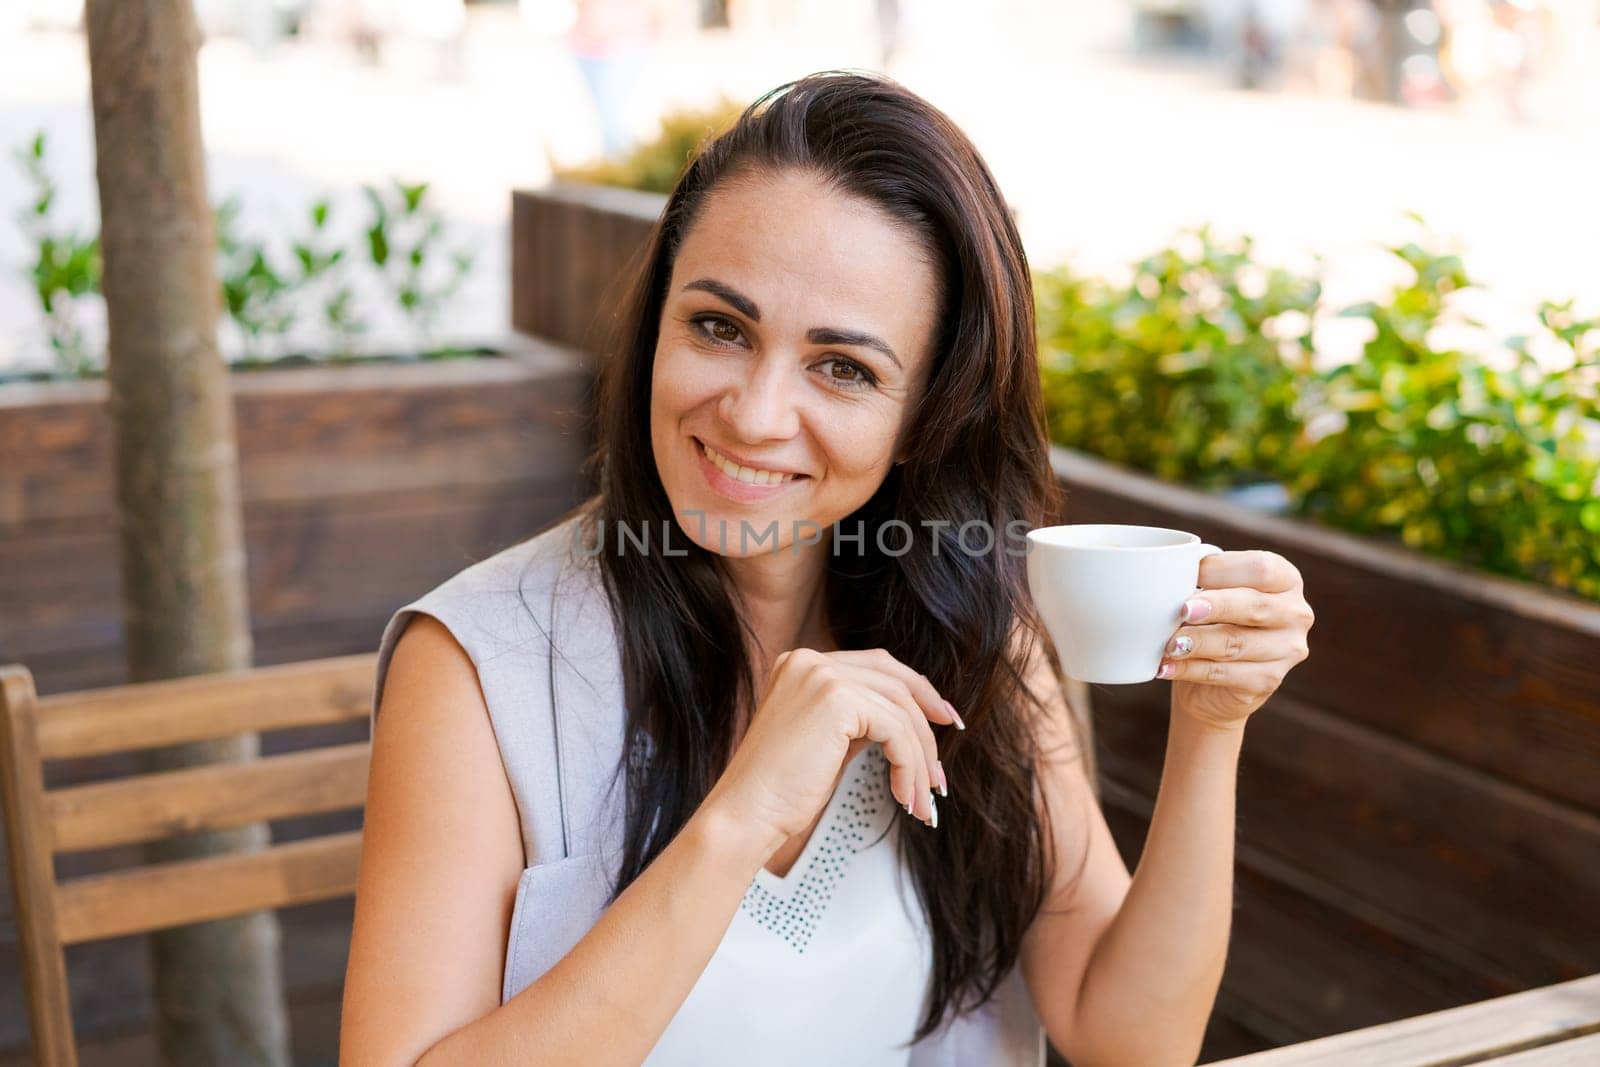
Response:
[1025,523,1223,684]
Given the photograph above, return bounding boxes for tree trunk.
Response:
[83,3,290,1065]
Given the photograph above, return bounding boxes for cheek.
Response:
[813,408,902,481]
[652,345,723,415]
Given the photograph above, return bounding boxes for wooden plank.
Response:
[510,189,539,337]
[0,340,592,527]
[5,480,585,697]
[1202,974,1600,1066]
[0,891,358,1051]
[509,185,659,349]
[54,831,362,944]
[572,199,651,354]
[2,478,582,662]
[0,667,78,1067]
[1094,689,1600,984]
[1198,995,1279,1064]
[1101,784,1509,1046]
[33,657,375,760]
[0,972,349,1066]
[1484,1032,1600,1066]
[46,742,369,853]
[1051,446,1600,814]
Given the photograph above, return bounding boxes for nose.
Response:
[717,353,800,443]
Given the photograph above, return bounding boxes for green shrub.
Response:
[1036,226,1319,488]
[1288,236,1600,600]
[1035,222,1600,602]
[9,131,476,380]
[12,132,100,378]
[553,96,747,194]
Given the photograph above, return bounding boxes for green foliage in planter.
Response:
[9,131,477,380]
[1036,226,1320,488]
[362,179,474,351]
[1288,237,1600,600]
[1036,223,1600,601]
[12,132,101,378]
[553,96,746,194]
[216,196,298,361]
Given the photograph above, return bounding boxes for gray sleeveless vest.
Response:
[371,511,1046,1065]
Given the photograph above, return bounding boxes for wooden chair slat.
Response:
[46,742,371,853]
[55,830,363,945]
[1205,973,1600,1066]
[0,666,79,1067]
[33,653,375,759]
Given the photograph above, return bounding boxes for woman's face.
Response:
[650,169,941,557]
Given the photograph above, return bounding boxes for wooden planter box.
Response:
[0,337,598,1061]
[1047,446,1600,1062]
[511,182,664,353]
[0,335,597,697]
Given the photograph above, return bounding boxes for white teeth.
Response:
[702,441,795,485]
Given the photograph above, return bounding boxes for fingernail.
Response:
[1167,635,1193,657]
[905,794,915,816]
[1157,661,1175,679]
[1182,598,1212,623]
[934,760,948,797]
[927,794,938,829]
[944,700,965,730]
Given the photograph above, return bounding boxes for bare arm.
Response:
[340,615,779,1067]
[1017,633,1238,1066]
[1062,706,1241,1066]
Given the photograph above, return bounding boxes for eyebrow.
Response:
[681,277,903,370]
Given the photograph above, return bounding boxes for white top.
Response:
[644,742,935,1065]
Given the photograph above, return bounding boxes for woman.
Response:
[341,71,1315,1066]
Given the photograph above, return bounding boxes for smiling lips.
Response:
[699,439,804,486]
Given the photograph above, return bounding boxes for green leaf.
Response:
[367,224,389,267]
[399,181,428,213]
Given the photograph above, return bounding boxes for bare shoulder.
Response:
[341,613,525,1065]
[376,613,498,744]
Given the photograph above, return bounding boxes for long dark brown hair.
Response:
[557,70,1090,1044]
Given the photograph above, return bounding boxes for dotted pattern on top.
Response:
[738,745,892,954]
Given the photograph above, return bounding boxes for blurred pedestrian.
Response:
[568,0,662,160]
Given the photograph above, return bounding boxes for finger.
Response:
[1164,623,1301,664]
[1158,655,1282,696]
[831,648,961,730]
[1181,587,1302,629]
[836,662,941,796]
[1198,549,1302,595]
[856,687,932,823]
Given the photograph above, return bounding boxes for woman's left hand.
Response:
[1157,549,1314,733]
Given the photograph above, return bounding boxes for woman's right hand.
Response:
[701,647,962,850]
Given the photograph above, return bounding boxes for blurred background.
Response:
[3,0,1597,379]
[2,3,1598,1066]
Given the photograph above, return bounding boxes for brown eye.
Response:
[711,319,739,343]
[824,358,878,390]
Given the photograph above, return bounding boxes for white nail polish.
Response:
[928,794,938,829]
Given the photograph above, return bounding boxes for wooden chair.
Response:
[0,654,377,1067]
